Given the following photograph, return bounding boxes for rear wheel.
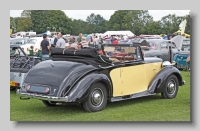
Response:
[161,74,179,99]
[82,83,108,112]
[42,100,57,106]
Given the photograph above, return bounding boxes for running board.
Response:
[110,91,156,102]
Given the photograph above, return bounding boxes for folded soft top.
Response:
[50,47,99,58]
[50,47,113,68]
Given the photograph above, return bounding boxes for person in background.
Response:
[111,36,115,43]
[123,34,128,40]
[65,38,70,48]
[27,46,38,56]
[94,36,99,48]
[112,38,118,44]
[80,37,89,49]
[77,33,82,45]
[69,36,75,44]
[56,33,66,48]
[99,35,103,44]
[40,34,51,61]
[53,34,58,47]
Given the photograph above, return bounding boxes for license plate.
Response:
[29,86,49,93]
[10,81,16,86]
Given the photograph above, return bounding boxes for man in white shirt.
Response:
[123,34,128,40]
[56,33,66,48]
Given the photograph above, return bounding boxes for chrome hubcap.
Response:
[167,79,176,95]
[91,88,104,107]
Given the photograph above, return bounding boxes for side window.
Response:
[160,42,168,49]
[20,40,25,44]
[149,42,156,50]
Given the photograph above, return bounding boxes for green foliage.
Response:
[10,17,15,29]
[46,10,73,34]
[185,14,190,34]
[30,10,48,33]
[10,10,190,35]
[85,13,108,33]
[160,14,185,34]
[16,18,33,32]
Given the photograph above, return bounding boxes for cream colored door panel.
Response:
[121,65,147,95]
[144,62,162,86]
[110,68,122,97]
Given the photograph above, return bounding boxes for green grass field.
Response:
[10,71,190,121]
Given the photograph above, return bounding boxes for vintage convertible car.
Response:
[144,35,184,62]
[16,42,185,112]
[10,44,41,89]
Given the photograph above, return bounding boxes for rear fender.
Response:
[67,73,112,102]
[148,66,183,93]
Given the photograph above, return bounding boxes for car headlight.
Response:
[162,61,173,67]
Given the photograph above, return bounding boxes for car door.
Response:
[120,64,147,95]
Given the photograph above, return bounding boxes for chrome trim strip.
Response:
[16,89,68,102]
[99,55,114,66]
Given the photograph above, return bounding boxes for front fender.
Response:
[148,66,183,93]
[67,73,112,102]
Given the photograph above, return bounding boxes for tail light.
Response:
[26,85,30,90]
[14,83,19,87]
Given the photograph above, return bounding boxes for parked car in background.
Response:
[143,35,184,63]
[16,42,185,112]
[10,38,31,45]
[10,44,41,90]
[181,38,190,51]
[20,37,43,55]
[173,38,190,70]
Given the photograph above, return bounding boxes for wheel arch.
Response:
[171,72,183,86]
[148,66,183,93]
[67,73,112,103]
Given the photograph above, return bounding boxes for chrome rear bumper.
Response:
[16,89,68,102]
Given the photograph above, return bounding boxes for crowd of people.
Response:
[26,32,189,61]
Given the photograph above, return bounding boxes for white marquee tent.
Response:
[103,30,135,36]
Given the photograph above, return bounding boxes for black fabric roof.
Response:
[50,47,113,68]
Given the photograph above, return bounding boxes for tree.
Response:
[30,10,73,34]
[16,17,33,32]
[109,10,129,30]
[85,13,108,33]
[46,10,73,34]
[109,10,153,35]
[184,14,190,34]
[21,10,31,18]
[129,10,153,35]
[145,21,162,35]
[10,17,16,29]
[71,19,88,35]
[30,10,48,33]
[160,14,185,34]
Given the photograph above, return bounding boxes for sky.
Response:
[10,10,190,21]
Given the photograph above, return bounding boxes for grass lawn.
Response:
[10,71,190,121]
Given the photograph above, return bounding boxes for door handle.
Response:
[153,69,156,70]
